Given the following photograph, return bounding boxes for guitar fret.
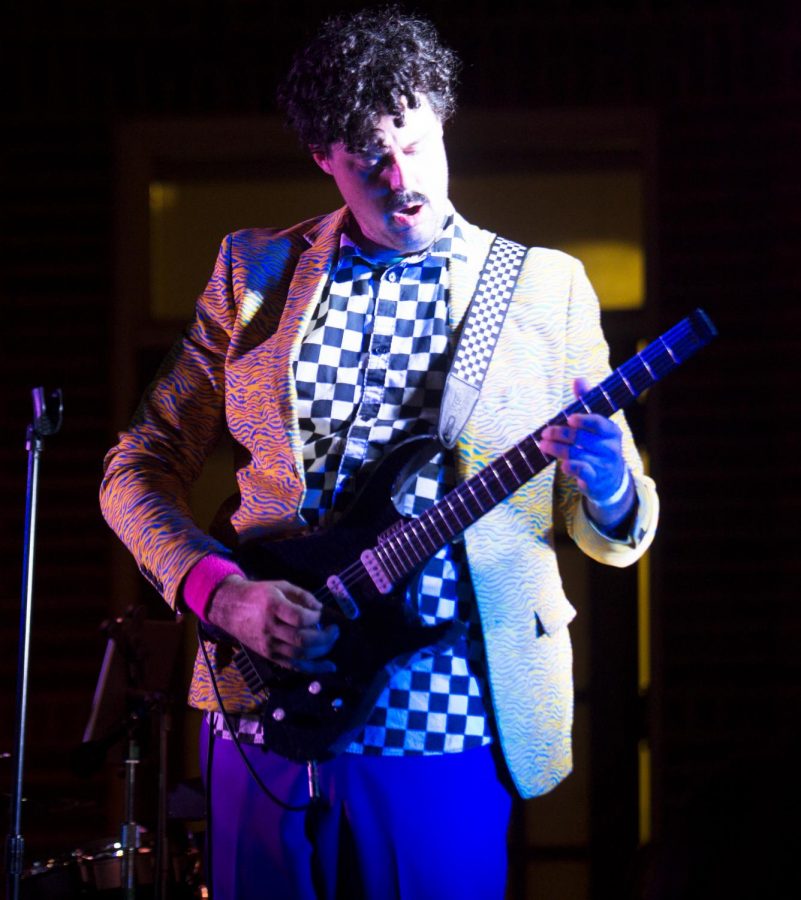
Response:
[578,389,597,417]
[477,469,503,505]
[641,348,666,378]
[658,335,678,364]
[408,526,431,559]
[502,453,522,488]
[625,361,653,394]
[426,508,450,545]
[647,350,672,378]
[445,479,481,527]
[414,513,444,557]
[397,528,425,568]
[461,479,485,516]
[403,510,440,568]
[441,492,464,532]
[383,546,406,581]
[417,521,440,560]
[598,384,617,415]
[489,461,515,495]
[375,543,404,581]
[441,507,463,540]
[392,529,422,570]
[366,310,714,586]
[523,434,551,470]
[638,351,656,380]
[512,442,538,476]
[604,372,630,407]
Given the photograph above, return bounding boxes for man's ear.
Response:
[311,146,333,175]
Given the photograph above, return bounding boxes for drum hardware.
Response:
[4,389,203,897]
[20,852,81,900]
[77,608,185,899]
[21,828,206,898]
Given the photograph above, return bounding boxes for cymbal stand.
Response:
[121,736,141,900]
[5,387,63,900]
[118,691,174,900]
[154,696,172,900]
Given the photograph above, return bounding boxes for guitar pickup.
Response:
[361,549,393,595]
[326,575,360,620]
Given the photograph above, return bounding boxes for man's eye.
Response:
[357,153,383,169]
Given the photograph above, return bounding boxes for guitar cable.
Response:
[198,621,315,814]
[204,713,214,897]
[200,629,340,898]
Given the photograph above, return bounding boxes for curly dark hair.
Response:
[278,5,459,152]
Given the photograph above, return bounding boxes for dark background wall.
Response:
[2,1,799,897]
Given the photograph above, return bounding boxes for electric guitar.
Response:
[206,309,717,762]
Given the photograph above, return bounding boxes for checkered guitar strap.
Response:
[438,235,528,448]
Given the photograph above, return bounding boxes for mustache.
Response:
[386,191,428,214]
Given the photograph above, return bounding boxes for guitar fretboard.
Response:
[373,308,716,584]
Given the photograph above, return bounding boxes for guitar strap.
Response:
[438,235,528,448]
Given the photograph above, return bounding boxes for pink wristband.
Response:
[183,555,245,621]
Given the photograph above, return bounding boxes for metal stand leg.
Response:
[155,702,171,900]
[4,388,62,900]
[120,739,141,900]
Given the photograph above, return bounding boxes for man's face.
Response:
[312,95,449,255]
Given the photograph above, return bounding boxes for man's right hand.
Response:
[206,575,339,673]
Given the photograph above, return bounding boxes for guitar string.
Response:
[220,313,713,764]
[373,316,705,580]
[325,315,707,600]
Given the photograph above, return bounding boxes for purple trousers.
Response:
[199,718,513,899]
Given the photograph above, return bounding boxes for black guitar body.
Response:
[201,309,716,763]
[228,435,463,762]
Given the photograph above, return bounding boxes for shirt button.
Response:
[386,271,397,282]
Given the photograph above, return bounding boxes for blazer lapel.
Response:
[271,207,348,466]
[260,208,493,473]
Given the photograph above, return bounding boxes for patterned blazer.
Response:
[100,207,658,798]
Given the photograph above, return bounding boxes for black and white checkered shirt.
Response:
[212,211,495,755]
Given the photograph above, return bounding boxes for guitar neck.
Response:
[373,308,716,584]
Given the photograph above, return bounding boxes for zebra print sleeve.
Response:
[100,234,239,609]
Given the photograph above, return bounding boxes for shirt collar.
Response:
[333,202,469,271]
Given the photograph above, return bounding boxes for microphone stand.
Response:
[4,387,63,900]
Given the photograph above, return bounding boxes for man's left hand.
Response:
[538,378,635,528]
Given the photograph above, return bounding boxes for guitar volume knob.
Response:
[272,707,286,722]
[308,681,322,695]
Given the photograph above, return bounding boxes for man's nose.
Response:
[384,152,414,192]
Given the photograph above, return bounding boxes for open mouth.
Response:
[391,203,424,224]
